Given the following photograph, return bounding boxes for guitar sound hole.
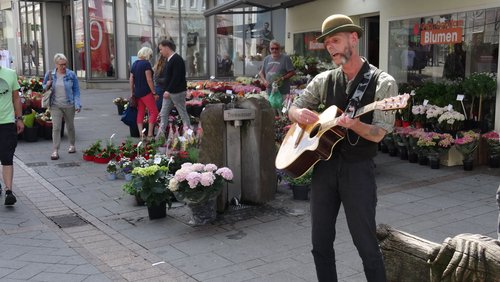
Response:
[309,124,320,138]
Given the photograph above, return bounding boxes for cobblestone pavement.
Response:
[2,89,499,281]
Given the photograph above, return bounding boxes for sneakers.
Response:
[5,190,16,205]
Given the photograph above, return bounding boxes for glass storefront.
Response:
[388,7,499,85]
[215,9,273,77]
[74,0,85,78]
[127,0,153,70]
[19,1,44,77]
[88,0,116,79]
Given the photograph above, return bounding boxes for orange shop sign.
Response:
[421,28,462,45]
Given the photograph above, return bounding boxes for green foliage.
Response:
[83,140,102,156]
[284,169,312,186]
[462,72,496,98]
[130,165,172,208]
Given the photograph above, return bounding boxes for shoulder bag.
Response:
[41,72,53,109]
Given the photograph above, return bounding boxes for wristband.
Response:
[15,116,23,121]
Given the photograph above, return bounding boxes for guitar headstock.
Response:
[374,93,410,111]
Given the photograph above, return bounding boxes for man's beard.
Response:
[337,45,352,66]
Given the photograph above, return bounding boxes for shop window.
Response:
[88,0,117,79]
[215,9,272,78]
[388,7,499,86]
[180,0,207,77]
[73,0,85,78]
[126,0,153,75]
[293,31,331,63]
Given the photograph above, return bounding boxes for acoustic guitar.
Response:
[275,94,410,178]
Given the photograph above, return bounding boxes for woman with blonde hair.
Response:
[42,53,81,160]
[129,46,159,141]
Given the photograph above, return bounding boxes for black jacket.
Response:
[161,53,187,94]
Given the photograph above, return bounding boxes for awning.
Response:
[204,0,315,17]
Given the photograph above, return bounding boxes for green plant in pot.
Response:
[284,169,312,200]
[129,165,173,219]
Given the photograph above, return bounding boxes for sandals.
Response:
[50,151,59,160]
[68,145,76,153]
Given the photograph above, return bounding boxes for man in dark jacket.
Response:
[156,39,191,139]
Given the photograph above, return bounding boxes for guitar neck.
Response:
[352,103,376,119]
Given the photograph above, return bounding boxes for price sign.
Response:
[423,99,429,106]
[456,94,464,101]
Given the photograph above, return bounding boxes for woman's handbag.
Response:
[41,72,53,109]
[121,106,138,127]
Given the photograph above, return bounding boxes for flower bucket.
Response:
[291,184,310,201]
[147,201,167,220]
[83,154,94,162]
[187,196,217,225]
[124,173,133,181]
[463,159,473,171]
[489,155,500,168]
[107,173,116,180]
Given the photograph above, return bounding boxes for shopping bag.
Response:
[121,106,138,127]
[41,71,53,109]
[41,89,52,108]
[268,83,283,109]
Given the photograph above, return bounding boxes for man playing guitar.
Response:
[287,14,398,282]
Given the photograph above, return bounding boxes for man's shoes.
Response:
[51,151,59,160]
[68,145,76,154]
[5,190,16,206]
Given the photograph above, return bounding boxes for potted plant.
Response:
[167,163,233,225]
[417,132,455,169]
[106,160,118,180]
[283,169,312,200]
[130,165,172,219]
[454,130,480,171]
[482,131,500,168]
[436,109,465,136]
[462,72,496,122]
[82,140,102,161]
[119,157,134,181]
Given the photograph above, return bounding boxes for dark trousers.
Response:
[310,156,386,282]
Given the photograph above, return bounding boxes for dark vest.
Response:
[325,61,382,162]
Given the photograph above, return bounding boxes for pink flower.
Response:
[216,167,233,181]
[200,172,215,186]
[204,163,218,172]
[192,163,205,171]
[186,172,201,188]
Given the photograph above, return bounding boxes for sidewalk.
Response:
[3,88,500,281]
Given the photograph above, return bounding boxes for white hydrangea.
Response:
[438,110,465,125]
[426,105,445,119]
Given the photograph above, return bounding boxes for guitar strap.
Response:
[345,66,376,116]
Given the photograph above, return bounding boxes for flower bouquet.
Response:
[167,163,233,225]
[454,130,480,162]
